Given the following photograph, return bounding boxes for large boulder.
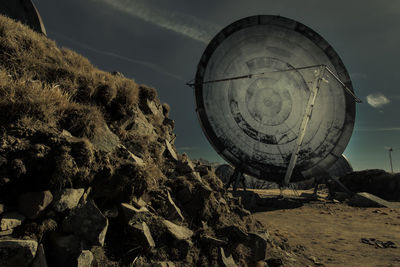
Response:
[200,235,227,246]
[127,221,155,249]
[219,247,238,267]
[176,155,195,175]
[116,144,146,167]
[45,233,81,267]
[177,182,213,222]
[166,191,184,222]
[77,250,94,267]
[163,220,193,241]
[10,158,26,178]
[89,122,120,153]
[194,164,211,177]
[165,140,178,161]
[120,202,149,222]
[18,191,53,219]
[146,99,163,117]
[31,244,48,267]
[62,198,108,246]
[0,239,38,267]
[246,232,268,261]
[0,212,25,231]
[162,219,193,260]
[53,188,85,212]
[219,225,248,242]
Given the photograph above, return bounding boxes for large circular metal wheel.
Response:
[194,15,356,183]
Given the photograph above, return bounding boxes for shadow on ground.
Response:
[230,190,318,212]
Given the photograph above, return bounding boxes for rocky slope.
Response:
[0,15,315,267]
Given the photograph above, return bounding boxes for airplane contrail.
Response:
[93,0,220,44]
[50,31,186,82]
[355,127,400,132]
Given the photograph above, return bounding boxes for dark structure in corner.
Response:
[0,0,46,35]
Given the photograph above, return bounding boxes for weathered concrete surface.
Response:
[349,192,400,208]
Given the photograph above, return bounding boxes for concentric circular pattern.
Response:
[195,16,355,182]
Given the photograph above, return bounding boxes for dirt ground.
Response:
[252,189,400,267]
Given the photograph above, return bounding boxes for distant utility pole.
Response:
[384,146,394,173]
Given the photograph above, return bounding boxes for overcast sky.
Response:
[32,0,400,172]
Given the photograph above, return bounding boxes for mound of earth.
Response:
[338,170,400,201]
[0,15,318,266]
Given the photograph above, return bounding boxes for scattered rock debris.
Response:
[0,15,315,266]
[361,238,397,249]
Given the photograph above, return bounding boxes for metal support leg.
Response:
[225,172,234,189]
[331,176,353,196]
[283,66,326,186]
[241,176,247,191]
[232,169,243,191]
[226,168,242,191]
[313,179,319,196]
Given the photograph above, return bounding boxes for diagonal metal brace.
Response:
[283,66,326,186]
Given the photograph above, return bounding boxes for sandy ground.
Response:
[251,189,400,267]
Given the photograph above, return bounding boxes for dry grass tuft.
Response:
[0,69,70,125]
[0,15,146,138]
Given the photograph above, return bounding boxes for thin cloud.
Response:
[177,146,197,151]
[366,93,390,108]
[356,127,400,132]
[94,0,220,44]
[49,31,185,82]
